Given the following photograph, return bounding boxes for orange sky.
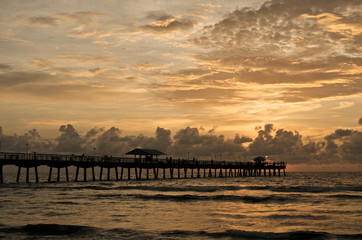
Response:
[0,0,361,171]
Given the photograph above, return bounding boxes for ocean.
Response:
[0,171,361,239]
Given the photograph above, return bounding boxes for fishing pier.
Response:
[0,149,286,183]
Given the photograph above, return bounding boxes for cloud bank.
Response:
[1,124,361,166]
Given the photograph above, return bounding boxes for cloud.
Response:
[0,127,54,153]
[57,11,102,23]
[84,126,172,156]
[67,30,112,39]
[59,54,116,63]
[55,124,84,153]
[132,62,167,71]
[0,124,361,166]
[29,16,59,26]
[185,0,362,103]
[0,70,125,103]
[0,29,32,45]
[0,63,12,71]
[325,129,353,140]
[332,101,355,110]
[172,127,248,159]
[89,67,109,74]
[142,11,197,33]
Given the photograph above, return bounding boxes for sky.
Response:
[0,0,361,171]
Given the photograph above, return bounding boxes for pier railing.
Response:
[0,152,286,166]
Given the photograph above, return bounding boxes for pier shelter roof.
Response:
[253,156,266,162]
[126,148,165,156]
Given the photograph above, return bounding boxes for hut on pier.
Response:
[253,156,266,165]
[126,148,165,162]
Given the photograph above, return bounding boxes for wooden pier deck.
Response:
[0,152,286,183]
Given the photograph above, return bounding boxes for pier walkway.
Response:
[0,152,286,183]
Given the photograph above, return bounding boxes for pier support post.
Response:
[170,168,174,179]
[0,165,3,183]
[178,168,180,178]
[153,168,158,179]
[107,168,111,181]
[128,168,131,180]
[115,167,119,181]
[66,167,69,182]
[208,168,212,178]
[184,168,187,178]
[48,167,53,182]
[99,167,103,181]
[35,166,39,183]
[16,166,21,183]
[197,168,201,178]
[57,167,61,182]
[92,167,95,181]
[75,167,79,181]
[146,168,149,180]
[283,169,286,176]
[83,168,87,182]
[135,167,139,180]
[120,167,124,180]
[138,168,142,180]
[26,167,29,183]
[163,168,166,179]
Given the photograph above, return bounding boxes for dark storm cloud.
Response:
[0,127,54,153]
[172,127,248,160]
[55,124,84,153]
[92,126,172,156]
[1,124,361,165]
[325,129,353,140]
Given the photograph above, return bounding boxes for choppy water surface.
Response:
[0,172,361,239]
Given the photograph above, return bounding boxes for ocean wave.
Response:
[327,194,362,199]
[51,201,81,205]
[270,186,362,193]
[115,185,245,193]
[161,229,362,239]
[0,224,97,236]
[124,193,293,203]
[267,214,329,220]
